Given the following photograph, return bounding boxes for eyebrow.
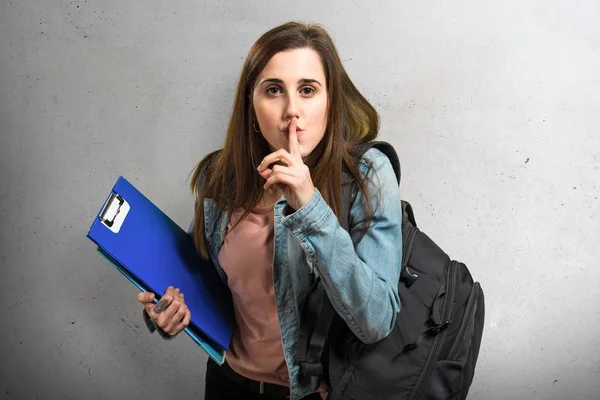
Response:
[258,78,322,87]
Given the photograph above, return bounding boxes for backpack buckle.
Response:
[300,362,323,378]
[432,320,452,334]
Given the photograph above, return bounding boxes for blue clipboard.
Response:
[86,176,233,364]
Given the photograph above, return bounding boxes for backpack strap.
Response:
[298,287,335,380]
[300,141,402,381]
[340,141,401,227]
[356,141,400,185]
[402,200,417,228]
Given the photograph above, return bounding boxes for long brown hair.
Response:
[190,21,380,258]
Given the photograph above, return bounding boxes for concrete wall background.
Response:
[1,0,599,399]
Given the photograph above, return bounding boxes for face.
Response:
[252,48,328,159]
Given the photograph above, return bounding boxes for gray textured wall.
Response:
[1,0,599,399]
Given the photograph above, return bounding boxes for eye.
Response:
[266,86,282,96]
[300,86,316,96]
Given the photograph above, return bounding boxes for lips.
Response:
[282,129,303,138]
[281,127,303,133]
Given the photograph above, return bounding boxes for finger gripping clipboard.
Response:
[87,176,233,364]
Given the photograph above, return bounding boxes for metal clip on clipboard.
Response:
[99,192,130,233]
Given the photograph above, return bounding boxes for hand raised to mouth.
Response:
[257,117,316,211]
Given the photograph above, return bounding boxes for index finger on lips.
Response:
[288,117,300,158]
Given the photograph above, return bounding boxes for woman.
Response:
[137,21,403,400]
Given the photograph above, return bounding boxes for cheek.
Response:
[253,101,266,122]
[255,102,280,128]
[312,100,328,132]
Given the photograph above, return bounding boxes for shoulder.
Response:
[357,147,393,176]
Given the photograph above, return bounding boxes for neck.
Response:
[258,187,283,207]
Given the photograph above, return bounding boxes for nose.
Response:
[284,94,300,120]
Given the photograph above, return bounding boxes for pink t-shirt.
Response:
[218,205,329,398]
[218,205,289,385]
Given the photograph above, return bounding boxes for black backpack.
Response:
[298,141,485,400]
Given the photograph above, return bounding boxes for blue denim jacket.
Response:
[199,148,402,400]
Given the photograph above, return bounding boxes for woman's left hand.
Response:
[257,117,315,211]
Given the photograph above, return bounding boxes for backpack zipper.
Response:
[447,281,481,360]
[408,260,456,400]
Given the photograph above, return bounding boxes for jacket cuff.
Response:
[281,189,334,239]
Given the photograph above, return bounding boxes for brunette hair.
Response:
[190,21,379,258]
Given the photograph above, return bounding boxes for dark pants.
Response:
[205,358,323,400]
